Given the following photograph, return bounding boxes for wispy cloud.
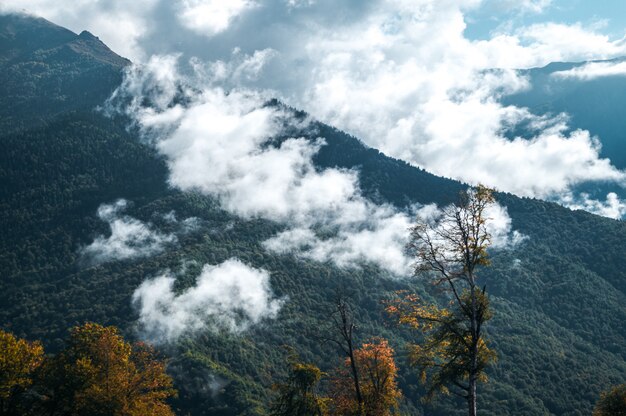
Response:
[516,0,552,14]
[263,207,413,275]
[162,210,201,233]
[559,191,626,219]
[485,202,528,249]
[480,0,552,15]
[176,0,257,37]
[132,258,283,342]
[552,61,626,80]
[79,199,177,266]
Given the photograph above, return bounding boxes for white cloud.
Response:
[480,0,552,15]
[108,55,420,274]
[132,258,283,342]
[80,199,177,265]
[484,202,528,249]
[8,0,626,218]
[264,208,413,275]
[193,48,278,85]
[517,0,552,14]
[559,192,626,219]
[263,198,526,274]
[176,0,256,36]
[106,54,185,116]
[552,61,626,80]
[408,198,527,275]
[497,23,626,67]
[292,4,626,201]
[162,210,201,233]
[286,0,315,9]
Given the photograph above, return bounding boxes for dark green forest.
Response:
[1,13,625,415]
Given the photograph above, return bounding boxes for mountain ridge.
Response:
[0,13,129,134]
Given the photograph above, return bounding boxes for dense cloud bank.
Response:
[4,0,626,217]
[107,56,526,276]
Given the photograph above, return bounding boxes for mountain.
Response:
[0,13,129,133]
[1,14,625,416]
[504,58,626,169]
[504,58,626,206]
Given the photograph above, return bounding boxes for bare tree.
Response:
[322,295,364,414]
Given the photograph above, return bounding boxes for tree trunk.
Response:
[348,345,364,413]
[468,378,477,416]
[469,279,479,416]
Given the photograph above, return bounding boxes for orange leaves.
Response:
[384,291,451,332]
[58,323,176,416]
[0,323,176,416]
[356,338,402,407]
[331,338,401,416]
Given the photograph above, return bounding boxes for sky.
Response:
[4,0,625,338]
[465,0,626,41]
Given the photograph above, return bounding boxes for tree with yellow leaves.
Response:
[386,186,497,416]
[593,384,626,416]
[331,338,402,416]
[270,356,329,416]
[0,329,44,415]
[40,323,176,416]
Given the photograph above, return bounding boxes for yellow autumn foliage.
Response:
[0,329,44,401]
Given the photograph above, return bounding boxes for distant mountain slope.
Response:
[504,58,626,169]
[0,13,129,133]
[1,13,625,416]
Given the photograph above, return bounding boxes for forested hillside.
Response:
[1,14,625,415]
